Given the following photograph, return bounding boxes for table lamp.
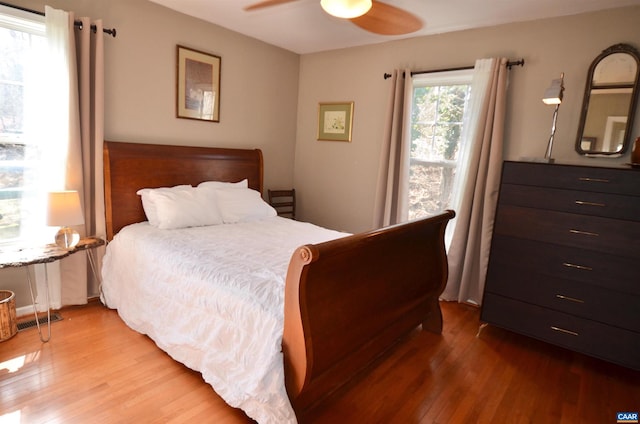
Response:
[542,72,565,162]
[47,190,84,250]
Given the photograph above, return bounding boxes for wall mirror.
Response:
[575,43,640,156]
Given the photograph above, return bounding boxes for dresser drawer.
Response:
[493,206,640,258]
[502,161,640,196]
[499,183,640,221]
[485,262,640,332]
[488,235,640,296]
[481,293,640,370]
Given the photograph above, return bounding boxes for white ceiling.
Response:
[149,0,640,54]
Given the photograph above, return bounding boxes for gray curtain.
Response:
[372,69,412,228]
[441,58,508,305]
[46,7,106,307]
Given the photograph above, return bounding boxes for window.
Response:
[0,6,46,244]
[408,69,473,221]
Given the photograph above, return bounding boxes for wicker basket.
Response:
[0,290,18,342]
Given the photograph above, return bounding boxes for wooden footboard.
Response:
[282,210,455,415]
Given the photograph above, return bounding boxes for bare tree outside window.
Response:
[0,16,46,242]
[409,76,471,220]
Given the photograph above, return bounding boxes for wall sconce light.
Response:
[542,72,565,162]
[320,0,372,18]
[47,191,84,250]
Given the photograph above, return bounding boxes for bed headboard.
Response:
[103,141,264,240]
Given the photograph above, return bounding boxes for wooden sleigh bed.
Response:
[103,140,454,421]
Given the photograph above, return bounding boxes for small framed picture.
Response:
[177,45,221,122]
[317,102,354,142]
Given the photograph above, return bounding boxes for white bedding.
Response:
[101,217,348,423]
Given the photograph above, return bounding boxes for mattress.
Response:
[101,217,347,423]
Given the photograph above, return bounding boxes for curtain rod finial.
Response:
[507,59,525,69]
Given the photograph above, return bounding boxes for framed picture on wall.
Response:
[177,45,221,122]
[317,102,354,142]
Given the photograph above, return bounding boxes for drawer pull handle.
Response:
[578,177,610,183]
[569,229,599,237]
[562,262,593,271]
[555,294,585,304]
[574,200,605,207]
[551,326,579,336]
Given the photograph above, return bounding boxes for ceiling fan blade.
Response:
[350,0,422,35]
[244,0,300,11]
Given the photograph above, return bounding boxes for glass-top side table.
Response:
[0,237,105,342]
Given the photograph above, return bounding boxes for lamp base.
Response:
[54,227,80,250]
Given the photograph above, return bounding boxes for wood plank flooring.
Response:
[1,300,638,423]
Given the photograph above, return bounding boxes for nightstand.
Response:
[0,237,105,342]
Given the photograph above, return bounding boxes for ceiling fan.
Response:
[243,0,423,35]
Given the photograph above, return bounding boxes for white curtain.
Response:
[41,7,106,308]
[372,69,412,228]
[440,58,509,305]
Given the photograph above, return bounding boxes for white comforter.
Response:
[101,217,347,423]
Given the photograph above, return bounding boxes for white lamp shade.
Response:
[542,77,564,105]
[320,0,372,18]
[47,191,84,227]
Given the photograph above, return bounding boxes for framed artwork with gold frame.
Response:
[177,45,221,122]
[317,102,354,142]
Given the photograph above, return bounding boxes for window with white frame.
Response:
[0,6,47,245]
[408,69,473,221]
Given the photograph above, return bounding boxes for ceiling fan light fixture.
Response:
[320,0,372,19]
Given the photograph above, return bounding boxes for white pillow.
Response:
[136,185,191,226]
[148,187,223,229]
[215,188,277,223]
[198,179,248,190]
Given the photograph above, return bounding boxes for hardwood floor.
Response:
[1,300,638,423]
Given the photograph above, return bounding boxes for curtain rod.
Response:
[383,58,524,80]
[0,1,116,37]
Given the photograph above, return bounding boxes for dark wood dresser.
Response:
[481,160,640,370]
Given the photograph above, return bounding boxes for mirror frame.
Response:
[575,43,640,156]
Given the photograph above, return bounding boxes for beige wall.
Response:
[294,6,640,233]
[3,0,300,308]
